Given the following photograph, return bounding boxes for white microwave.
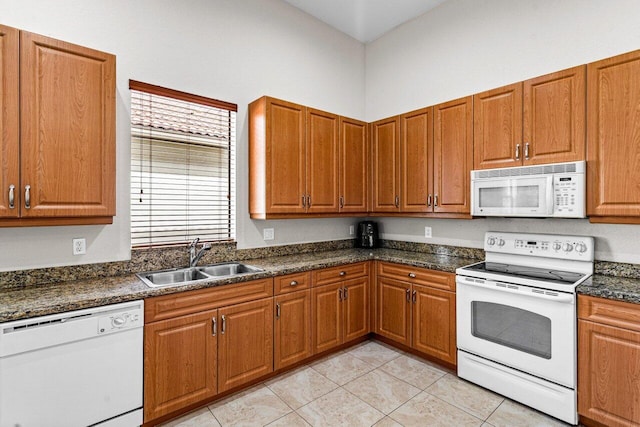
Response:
[471,161,586,218]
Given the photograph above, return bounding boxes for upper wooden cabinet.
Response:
[587,50,640,222]
[371,116,401,212]
[0,25,115,226]
[400,108,433,213]
[249,96,366,218]
[474,66,585,170]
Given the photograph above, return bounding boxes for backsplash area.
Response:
[0,239,638,290]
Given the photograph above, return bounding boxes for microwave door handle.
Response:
[546,176,554,214]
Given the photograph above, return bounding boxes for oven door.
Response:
[471,175,553,216]
[456,276,576,388]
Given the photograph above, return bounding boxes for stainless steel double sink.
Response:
[137,262,264,288]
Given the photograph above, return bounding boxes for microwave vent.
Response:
[473,161,579,179]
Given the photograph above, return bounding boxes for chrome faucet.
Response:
[188,238,212,267]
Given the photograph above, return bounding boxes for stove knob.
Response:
[487,237,496,246]
[497,238,505,247]
[575,242,588,253]
[553,241,562,251]
[563,243,574,252]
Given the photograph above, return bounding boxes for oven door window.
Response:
[471,301,551,359]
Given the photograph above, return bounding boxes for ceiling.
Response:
[283,0,447,43]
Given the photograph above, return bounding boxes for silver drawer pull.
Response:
[339,271,346,277]
[427,194,432,207]
[406,288,410,302]
[290,280,298,286]
[515,144,521,160]
[211,317,217,336]
[408,273,416,278]
[412,290,417,303]
[525,142,530,160]
[434,195,438,207]
[8,185,15,209]
[343,287,348,300]
[221,315,226,334]
[338,288,343,301]
[276,303,281,319]
[24,185,31,209]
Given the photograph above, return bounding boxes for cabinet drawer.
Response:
[145,278,273,323]
[312,262,369,287]
[275,272,311,295]
[377,261,454,291]
[578,295,640,332]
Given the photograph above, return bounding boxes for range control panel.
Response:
[484,231,594,261]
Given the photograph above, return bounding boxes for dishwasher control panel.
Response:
[98,310,143,334]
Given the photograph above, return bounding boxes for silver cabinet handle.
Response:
[307,195,311,207]
[276,303,281,319]
[8,185,15,209]
[434,195,439,207]
[24,185,31,209]
[339,271,346,277]
[427,194,432,207]
[412,290,417,303]
[515,144,521,160]
[395,195,399,208]
[406,288,411,302]
[290,280,298,287]
[212,317,217,336]
[525,142,530,160]
[302,195,306,207]
[343,287,348,300]
[338,288,343,301]
[408,272,416,278]
[221,315,226,334]
[339,196,344,209]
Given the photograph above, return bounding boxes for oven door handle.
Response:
[457,277,575,304]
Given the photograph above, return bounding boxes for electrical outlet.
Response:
[424,226,432,238]
[263,228,275,241]
[73,238,86,255]
[349,225,355,235]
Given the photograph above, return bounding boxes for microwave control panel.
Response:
[553,174,585,217]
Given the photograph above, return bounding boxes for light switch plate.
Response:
[263,228,275,241]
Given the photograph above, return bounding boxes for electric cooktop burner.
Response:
[462,262,586,286]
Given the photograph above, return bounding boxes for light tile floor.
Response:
[160,340,572,427]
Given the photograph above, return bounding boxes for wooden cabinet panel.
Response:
[400,108,433,213]
[306,108,339,213]
[312,261,369,287]
[377,262,454,291]
[523,66,585,165]
[0,25,19,218]
[275,272,310,295]
[312,282,342,354]
[473,83,523,170]
[376,276,411,346]
[339,117,368,212]
[275,290,311,370]
[578,295,640,332]
[20,31,115,218]
[578,319,640,426]
[434,96,473,214]
[218,298,273,392]
[371,116,400,212]
[144,309,218,421]
[343,276,369,342]
[587,50,640,218]
[412,285,456,365]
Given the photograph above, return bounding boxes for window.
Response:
[129,80,236,247]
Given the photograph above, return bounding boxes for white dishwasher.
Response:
[0,300,144,427]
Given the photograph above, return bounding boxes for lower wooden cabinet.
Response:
[578,295,640,426]
[376,262,456,365]
[311,275,370,354]
[274,289,311,370]
[218,298,273,392]
[144,309,218,422]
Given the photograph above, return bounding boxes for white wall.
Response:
[366,0,640,263]
[0,0,365,271]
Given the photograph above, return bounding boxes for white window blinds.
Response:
[129,80,236,247]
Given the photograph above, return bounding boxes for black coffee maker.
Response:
[356,221,378,248]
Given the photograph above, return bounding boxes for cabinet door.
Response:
[587,50,640,218]
[434,96,473,214]
[371,116,400,212]
[20,31,115,217]
[218,298,273,392]
[144,310,218,422]
[339,117,368,212]
[523,66,585,166]
[343,276,370,342]
[473,83,523,170]
[412,285,456,365]
[307,108,339,213]
[376,276,411,346]
[578,320,640,426]
[274,290,311,370]
[312,282,342,354]
[400,107,433,213]
[265,98,306,213]
[0,25,19,218]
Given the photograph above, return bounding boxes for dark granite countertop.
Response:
[0,248,475,323]
[576,274,640,304]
